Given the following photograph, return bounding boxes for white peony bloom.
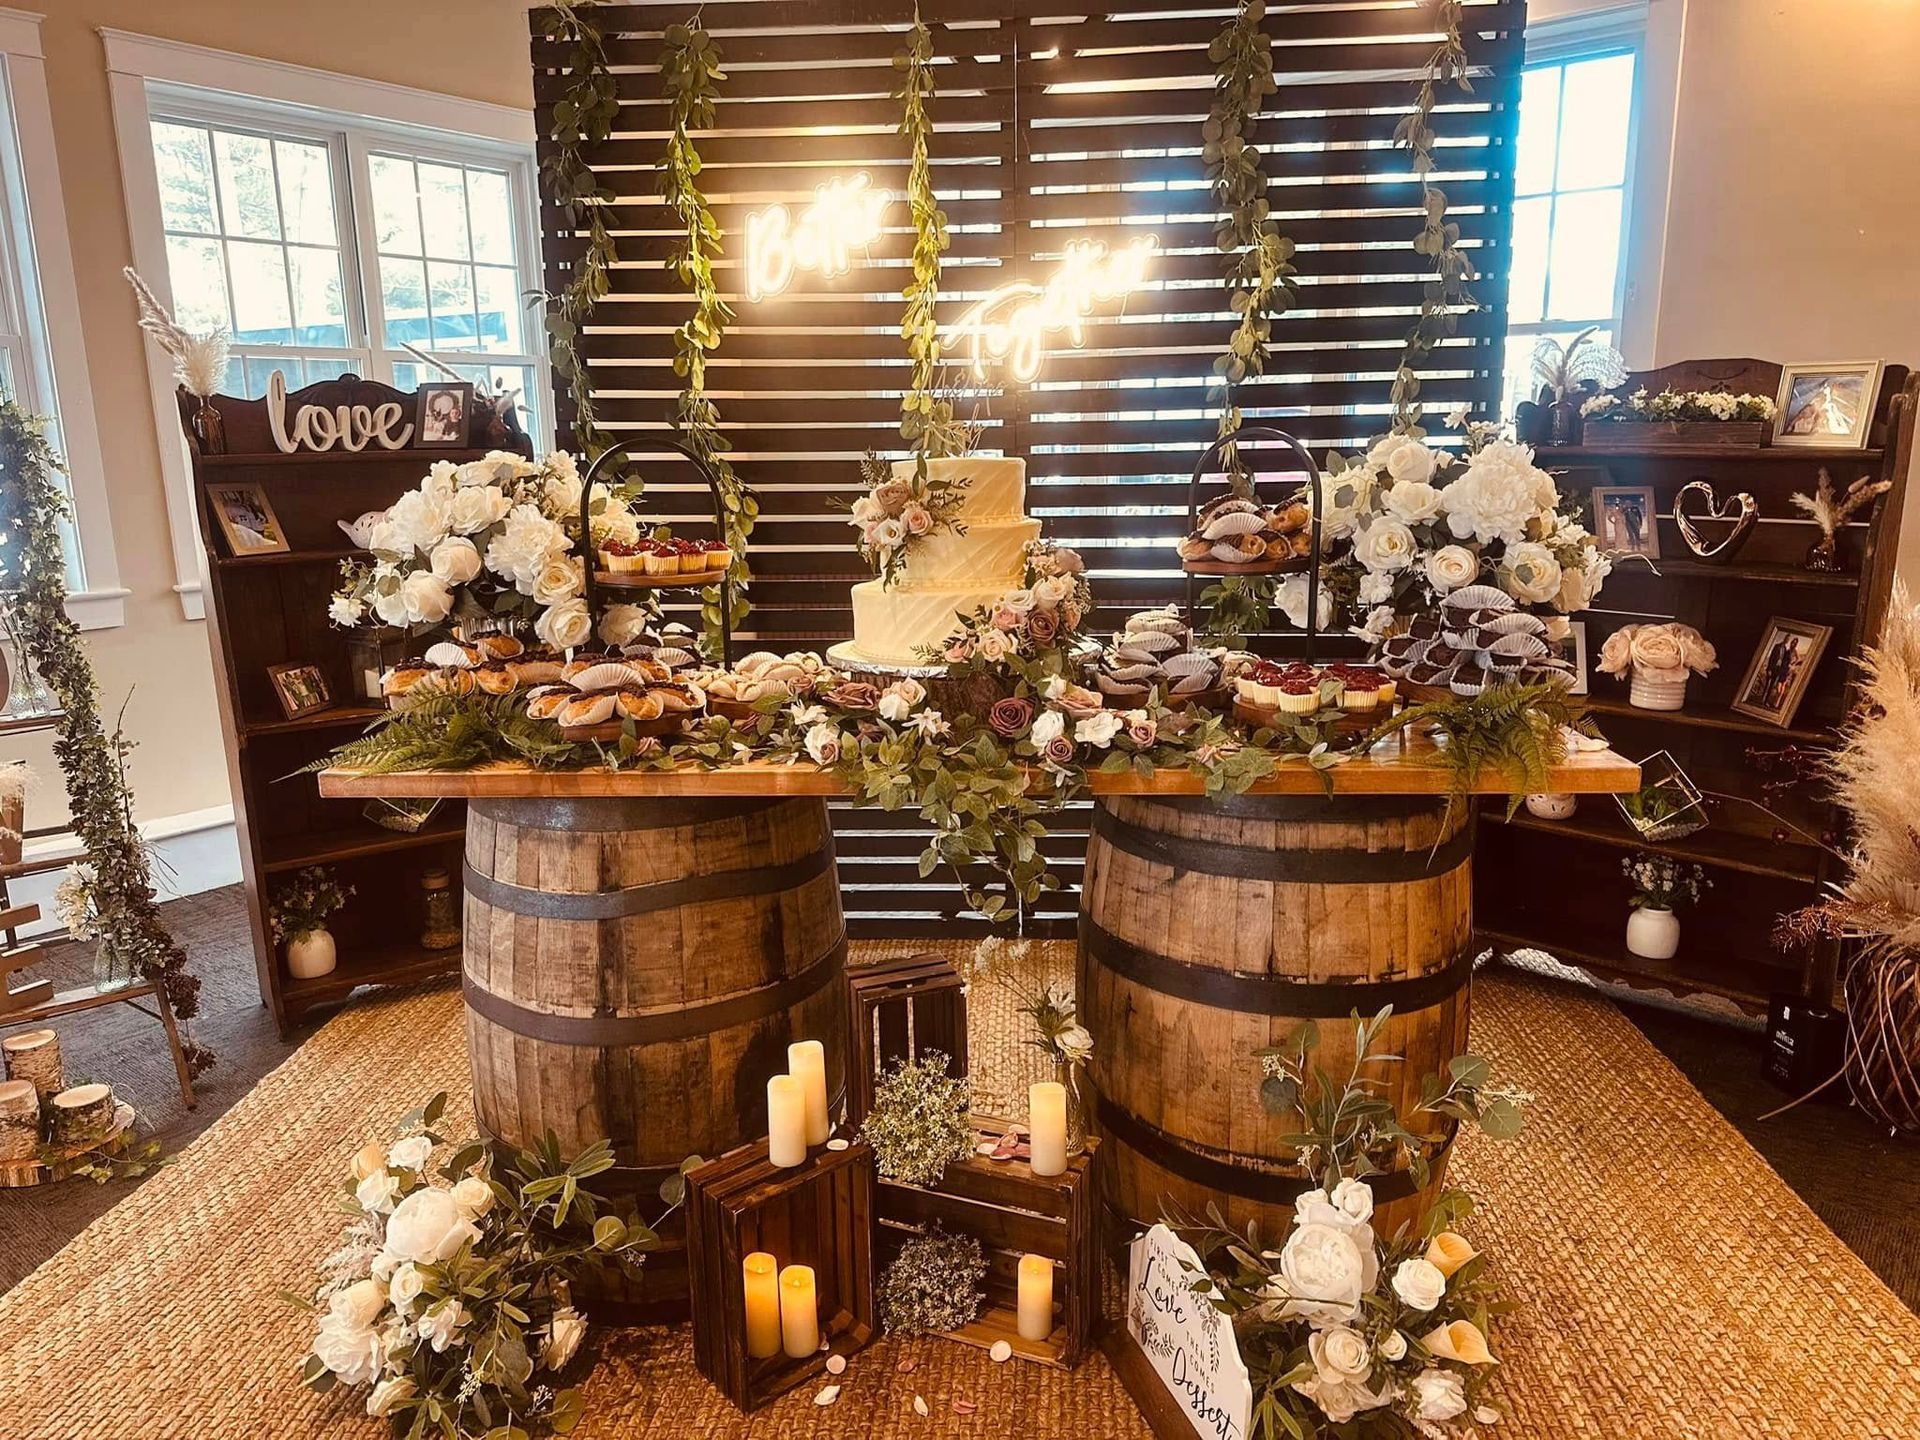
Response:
[313,1313,386,1387]
[1030,708,1066,748]
[366,1376,417,1418]
[1311,1326,1374,1384]
[1354,518,1418,573]
[329,593,366,627]
[387,1135,433,1174]
[383,1188,481,1265]
[534,598,593,652]
[399,571,454,626]
[416,1299,471,1355]
[450,1176,495,1219]
[1498,541,1563,605]
[542,1306,588,1371]
[448,485,510,536]
[387,486,454,555]
[1383,479,1444,524]
[1410,1369,1469,1423]
[1074,710,1124,748]
[1328,1177,1374,1223]
[1272,1221,1372,1326]
[1275,575,1336,631]
[597,604,651,648]
[804,723,843,766]
[428,536,482,587]
[387,1261,426,1310]
[1423,545,1481,593]
[356,1170,401,1215]
[1441,442,1553,546]
[1391,1257,1448,1312]
[533,555,585,606]
[486,505,569,594]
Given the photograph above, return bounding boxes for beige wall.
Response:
[20,2,535,829]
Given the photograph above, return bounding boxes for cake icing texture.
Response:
[849,456,1034,666]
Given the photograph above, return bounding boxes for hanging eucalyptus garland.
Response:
[1389,0,1477,435]
[895,11,962,465]
[660,17,757,647]
[0,404,211,1076]
[537,1,620,457]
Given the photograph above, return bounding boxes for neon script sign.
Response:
[949,236,1159,384]
[744,172,892,301]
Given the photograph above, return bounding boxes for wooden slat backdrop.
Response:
[530,0,1524,937]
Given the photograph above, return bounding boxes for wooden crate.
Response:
[1575,418,1770,451]
[686,1137,877,1411]
[846,952,968,1125]
[875,1123,1098,1368]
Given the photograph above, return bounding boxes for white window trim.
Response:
[100,29,540,622]
[0,9,125,629]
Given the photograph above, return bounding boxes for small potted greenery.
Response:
[1622,851,1708,960]
[270,865,353,980]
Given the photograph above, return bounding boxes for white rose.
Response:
[329,593,366,627]
[448,485,509,536]
[594,505,640,549]
[1353,518,1417,574]
[428,536,482,586]
[1383,479,1443,523]
[312,1313,385,1387]
[387,1134,434,1174]
[1274,1222,1371,1326]
[1033,575,1073,608]
[1329,1178,1374,1224]
[851,496,882,524]
[1423,545,1480,593]
[1057,1024,1093,1063]
[877,691,912,723]
[1391,1257,1447,1312]
[356,1170,401,1215]
[1356,605,1398,643]
[388,1261,426,1310]
[330,1278,388,1330]
[1379,1330,1409,1361]
[1498,541,1563,604]
[1311,1326,1374,1384]
[974,629,1014,663]
[597,604,650,648]
[416,1298,471,1354]
[1292,1371,1393,1425]
[871,516,907,549]
[1320,468,1379,541]
[1074,710,1124,748]
[542,1306,588,1371]
[1384,441,1439,486]
[534,598,593,652]
[1276,575,1336,631]
[804,723,843,766]
[450,1176,495,1219]
[1554,551,1608,613]
[369,1252,399,1285]
[371,585,410,628]
[533,555,585,606]
[366,1376,417,1418]
[383,1188,481,1265]
[1411,1369,1469,1423]
[1002,587,1036,614]
[399,571,453,626]
[543,471,584,517]
[368,519,405,557]
[1030,709,1066,748]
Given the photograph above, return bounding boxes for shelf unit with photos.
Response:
[1478,357,1918,1015]
[179,376,532,1035]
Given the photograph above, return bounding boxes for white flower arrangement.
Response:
[1596,622,1717,680]
[329,450,646,650]
[850,451,969,588]
[1581,387,1777,423]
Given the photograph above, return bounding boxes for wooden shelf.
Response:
[280,940,459,1009]
[1540,444,1882,463]
[259,815,464,875]
[1624,556,1861,587]
[212,547,364,569]
[194,448,496,469]
[593,568,728,589]
[1480,802,1825,883]
[0,710,61,737]
[1581,694,1833,745]
[1477,924,1781,1015]
[242,705,385,740]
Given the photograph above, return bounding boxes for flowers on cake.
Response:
[850,450,970,588]
[933,541,1094,677]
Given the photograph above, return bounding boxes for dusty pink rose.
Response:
[1054,684,1103,720]
[1042,735,1076,768]
[824,681,880,712]
[902,504,934,535]
[1126,714,1157,748]
[873,480,911,513]
[1050,547,1086,575]
[988,696,1035,739]
[992,606,1022,632]
[1025,607,1060,645]
[944,639,974,663]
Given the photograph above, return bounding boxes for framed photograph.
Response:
[1773,361,1883,448]
[267,661,333,720]
[1591,485,1660,559]
[207,482,289,557]
[1567,620,1590,696]
[1730,618,1833,728]
[415,382,475,447]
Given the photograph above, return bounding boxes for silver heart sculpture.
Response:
[1673,479,1758,561]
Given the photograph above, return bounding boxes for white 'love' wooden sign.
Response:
[1126,1224,1253,1440]
[266,369,414,453]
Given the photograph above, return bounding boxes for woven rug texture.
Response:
[0,942,1915,1439]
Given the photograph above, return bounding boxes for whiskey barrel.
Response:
[1079,792,1473,1240]
[463,795,847,1317]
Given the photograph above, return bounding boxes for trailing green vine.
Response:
[0,404,210,1076]
[1389,0,1478,435]
[895,11,962,465]
[659,17,756,650]
[536,1,620,457]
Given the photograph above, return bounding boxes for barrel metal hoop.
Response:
[1090,804,1471,884]
[1141,793,1448,823]
[468,796,787,832]
[1080,916,1476,1018]
[463,844,834,920]
[1096,1096,1450,1206]
[463,934,847,1047]
[468,1092,845,1179]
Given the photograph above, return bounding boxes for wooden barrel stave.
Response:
[1081,792,1472,1240]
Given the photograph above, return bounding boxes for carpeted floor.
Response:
[4,884,1915,1316]
[1,946,1917,1439]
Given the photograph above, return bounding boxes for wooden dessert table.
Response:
[319,741,1637,1307]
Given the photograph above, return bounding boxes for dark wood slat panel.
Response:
[1024,3,1523,52]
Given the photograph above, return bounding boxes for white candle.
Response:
[788,1039,830,1146]
[743,1251,782,1358]
[1016,1253,1055,1342]
[1028,1081,1067,1177]
[779,1263,819,1358]
[767,1074,807,1168]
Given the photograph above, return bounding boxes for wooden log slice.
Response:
[2,1028,62,1101]
[463,795,848,1320]
[0,1078,38,1162]
[1079,792,1473,1243]
[49,1083,115,1148]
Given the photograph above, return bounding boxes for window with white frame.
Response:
[1501,46,1639,418]
[145,102,547,445]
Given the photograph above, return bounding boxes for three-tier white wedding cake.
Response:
[846,456,1038,667]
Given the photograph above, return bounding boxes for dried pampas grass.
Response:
[124,267,229,399]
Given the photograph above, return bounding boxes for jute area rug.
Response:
[0,944,1915,1440]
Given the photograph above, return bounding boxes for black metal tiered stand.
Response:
[575,438,737,667]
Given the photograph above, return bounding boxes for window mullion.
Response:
[342,130,389,384]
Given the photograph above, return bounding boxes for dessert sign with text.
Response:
[1126,1224,1253,1440]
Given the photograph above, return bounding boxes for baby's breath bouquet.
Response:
[859,1051,973,1187]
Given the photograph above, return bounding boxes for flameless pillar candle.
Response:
[788,1039,830,1146]
[1016,1253,1055,1342]
[779,1264,819,1358]
[767,1074,807,1168]
[742,1252,782,1359]
[1028,1081,1067,1177]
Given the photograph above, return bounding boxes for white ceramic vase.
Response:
[1524,792,1578,820]
[1629,666,1689,711]
[286,927,338,980]
[1625,906,1681,961]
